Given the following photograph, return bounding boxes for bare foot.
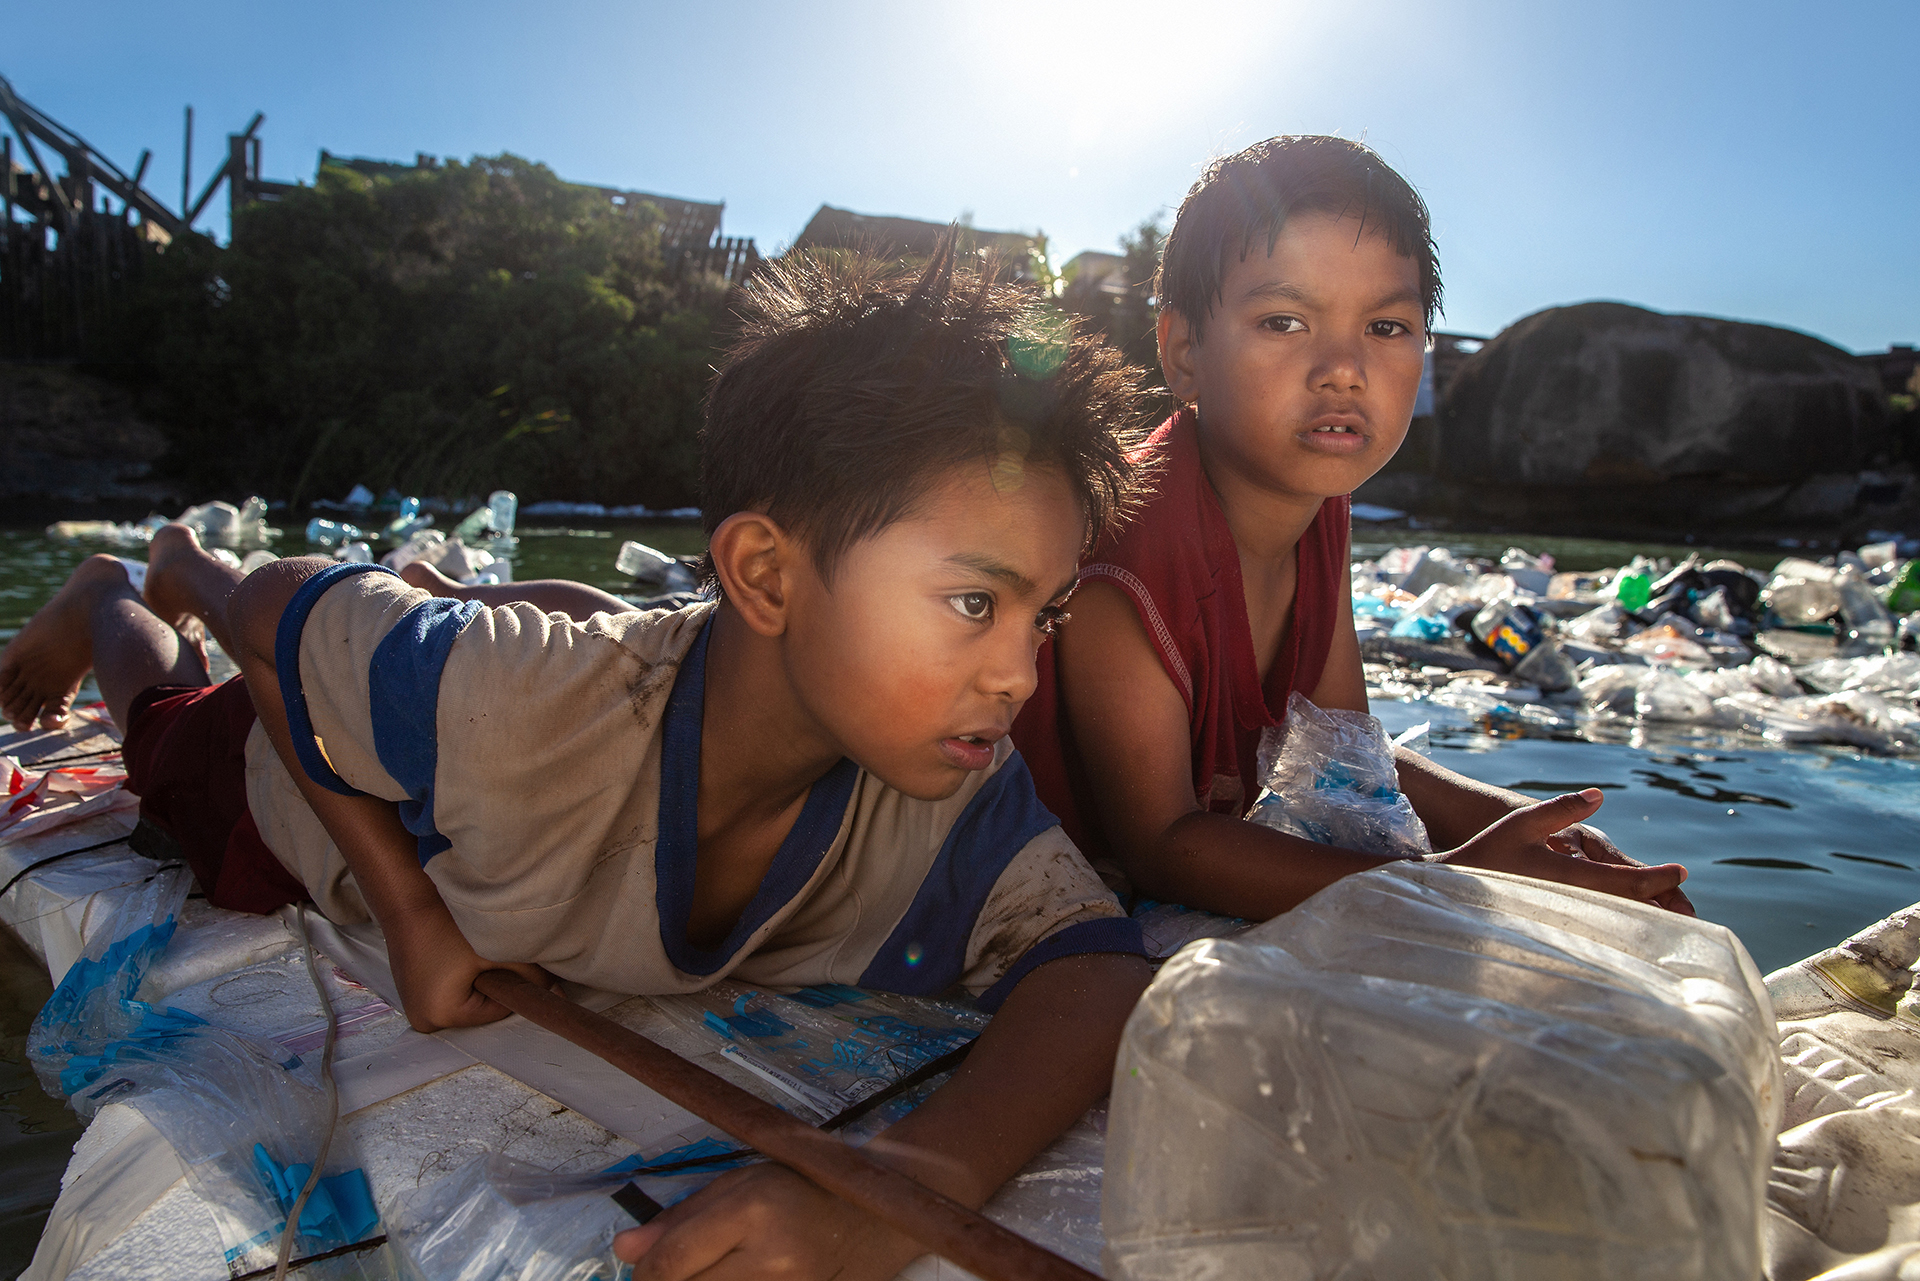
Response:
[400,559,463,598]
[0,555,129,731]
[144,524,213,668]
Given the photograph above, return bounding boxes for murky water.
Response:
[0,518,1913,1271]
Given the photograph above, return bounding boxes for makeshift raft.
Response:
[8,714,1920,1281]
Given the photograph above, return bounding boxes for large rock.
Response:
[1437,302,1888,487]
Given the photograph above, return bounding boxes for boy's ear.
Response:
[708,511,797,637]
[1158,309,1199,405]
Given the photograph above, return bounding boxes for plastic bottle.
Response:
[1512,638,1579,693]
[1611,569,1652,613]
[333,541,373,564]
[1102,863,1780,1281]
[1888,561,1920,614]
[305,518,364,548]
[1469,598,1545,668]
[450,505,495,543]
[234,496,272,545]
[383,529,446,572]
[616,540,676,584]
[487,491,517,540]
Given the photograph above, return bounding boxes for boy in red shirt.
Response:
[1012,135,1693,920]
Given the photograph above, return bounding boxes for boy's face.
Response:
[1161,211,1427,502]
[783,461,1083,802]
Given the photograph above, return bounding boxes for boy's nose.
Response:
[983,633,1041,705]
[1311,335,1367,392]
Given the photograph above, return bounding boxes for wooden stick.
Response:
[471,970,1099,1281]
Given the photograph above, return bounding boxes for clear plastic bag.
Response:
[646,981,986,1124]
[389,1154,637,1281]
[1247,692,1431,858]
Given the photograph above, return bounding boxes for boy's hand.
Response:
[1432,789,1692,914]
[386,901,557,1032]
[1544,821,1696,916]
[613,1164,921,1281]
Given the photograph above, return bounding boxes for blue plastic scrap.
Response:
[252,1144,380,1245]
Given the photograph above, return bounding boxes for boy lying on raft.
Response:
[0,243,1154,1279]
[1011,135,1695,920]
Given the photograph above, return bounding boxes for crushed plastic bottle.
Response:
[1511,637,1579,692]
[305,518,364,548]
[1834,564,1896,643]
[1102,862,1781,1281]
[1499,546,1554,596]
[177,500,240,546]
[333,541,373,564]
[1763,558,1844,627]
[616,541,698,594]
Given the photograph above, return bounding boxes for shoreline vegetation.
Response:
[1,151,1914,546]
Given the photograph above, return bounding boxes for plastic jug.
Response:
[1103,862,1780,1281]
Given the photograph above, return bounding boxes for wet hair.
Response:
[1156,135,1441,341]
[702,233,1152,582]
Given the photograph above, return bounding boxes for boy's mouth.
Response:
[938,731,1002,771]
[1299,415,1371,455]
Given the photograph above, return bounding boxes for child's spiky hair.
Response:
[1157,135,1442,340]
[702,233,1153,580]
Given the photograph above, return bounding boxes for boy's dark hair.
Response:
[1156,135,1441,340]
[702,235,1152,581]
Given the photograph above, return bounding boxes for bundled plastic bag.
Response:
[28,869,382,1275]
[1103,862,1781,1281]
[1248,693,1431,858]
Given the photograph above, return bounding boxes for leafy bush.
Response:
[103,155,728,507]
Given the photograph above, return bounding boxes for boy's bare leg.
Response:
[399,559,634,622]
[0,525,246,734]
[143,523,247,657]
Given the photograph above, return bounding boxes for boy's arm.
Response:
[615,952,1150,1280]
[1056,580,1689,920]
[228,558,552,1031]
[1312,592,1694,914]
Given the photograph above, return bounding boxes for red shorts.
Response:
[121,676,311,915]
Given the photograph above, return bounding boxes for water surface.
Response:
[0,519,1912,1270]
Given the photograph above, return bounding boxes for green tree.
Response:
[1060,217,1168,413]
[105,155,728,508]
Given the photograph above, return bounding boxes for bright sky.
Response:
[8,0,1915,352]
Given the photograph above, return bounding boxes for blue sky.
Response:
[7,0,1914,352]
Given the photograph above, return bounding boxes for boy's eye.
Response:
[1261,315,1306,334]
[1368,319,1412,338]
[949,592,994,622]
[1036,606,1072,637]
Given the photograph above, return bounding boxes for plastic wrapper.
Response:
[1248,692,1430,858]
[1564,601,1630,643]
[1130,901,1253,960]
[646,981,986,1123]
[1103,861,1781,1281]
[389,1155,636,1281]
[1798,651,1920,702]
[26,866,382,1275]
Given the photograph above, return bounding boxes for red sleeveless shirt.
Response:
[1011,408,1351,867]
